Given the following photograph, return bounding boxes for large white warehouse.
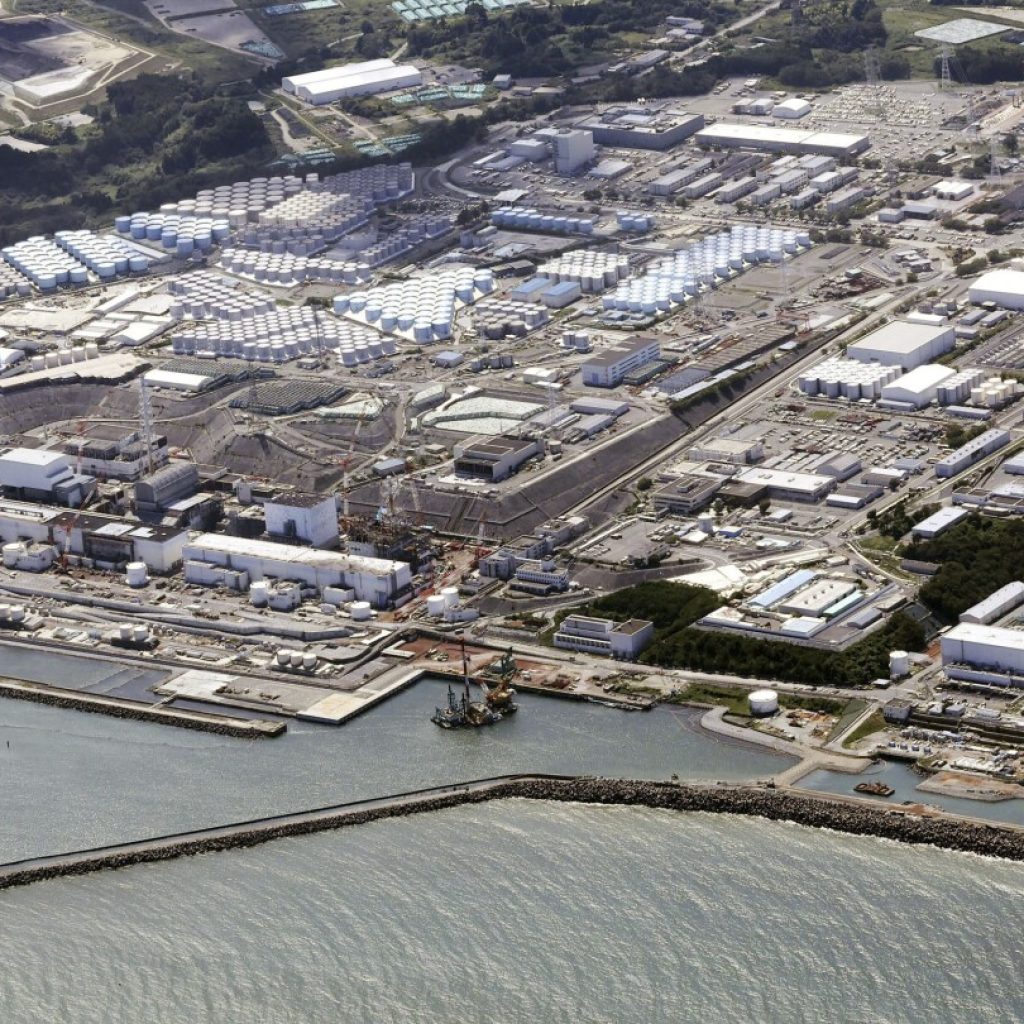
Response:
[879,364,955,408]
[846,320,955,370]
[941,622,1024,680]
[969,269,1024,310]
[283,59,422,104]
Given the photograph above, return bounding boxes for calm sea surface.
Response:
[1,665,1020,1023]
[2,800,1022,1024]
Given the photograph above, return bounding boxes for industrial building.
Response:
[734,467,835,503]
[544,128,595,175]
[60,425,169,482]
[845,321,955,371]
[935,429,1010,478]
[652,475,722,514]
[0,448,94,508]
[689,437,763,465]
[182,533,412,608]
[453,436,541,482]
[694,123,870,159]
[553,614,654,659]
[581,337,660,387]
[941,622,1024,682]
[911,506,969,539]
[263,492,338,548]
[772,98,811,119]
[282,59,422,104]
[879,364,955,408]
[134,463,201,516]
[969,269,1024,310]
[577,107,704,150]
[959,581,1024,625]
[52,512,188,572]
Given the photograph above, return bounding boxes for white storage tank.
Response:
[133,624,149,643]
[276,649,291,667]
[250,581,270,606]
[889,650,910,679]
[302,652,317,671]
[426,594,447,617]
[350,601,372,621]
[441,586,460,609]
[125,562,148,588]
[2,542,25,568]
[749,689,779,717]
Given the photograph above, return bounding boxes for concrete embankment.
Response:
[4,775,1024,891]
[0,679,285,739]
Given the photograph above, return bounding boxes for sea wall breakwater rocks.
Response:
[3,775,1024,890]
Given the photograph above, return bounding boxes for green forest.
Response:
[903,516,1024,623]
[563,581,925,686]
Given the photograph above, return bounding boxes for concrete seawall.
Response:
[0,679,285,739]
[4,775,1024,891]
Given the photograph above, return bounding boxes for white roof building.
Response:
[283,59,422,104]
[773,98,811,119]
[846,321,955,370]
[969,269,1024,310]
[880,364,955,408]
[183,533,412,608]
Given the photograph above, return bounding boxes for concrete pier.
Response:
[0,678,285,738]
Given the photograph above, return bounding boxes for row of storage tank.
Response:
[967,375,1022,409]
[333,268,495,343]
[356,216,452,268]
[491,207,596,234]
[24,344,103,371]
[253,192,374,243]
[115,213,230,256]
[54,230,150,277]
[538,252,631,294]
[142,174,308,223]
[0,263,31,300]
[216,248,373,286]
[168,274,274,321]
[603,227,811,311]
[2,236,118,291]
[616,211,656,233]
[471,300,551,339]
[425,587,462,618]
[171,316,395,363]
[798,358,902,400]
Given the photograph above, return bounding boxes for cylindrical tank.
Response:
[749,689,779,717]
[889,650,910,679]
[350,601,372,621]
[2,542,25,568]
[250,581,270,606]
[8,606,25,623]
[290,651,304,668]
[125,562,148,587]
[441,586,459,609]
[426,594,446,617]
[301,652,317,671]
[276,649,291,667]
[118,623,133,641]
[133,624,149,643]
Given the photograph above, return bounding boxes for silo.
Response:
[749,689,779,716]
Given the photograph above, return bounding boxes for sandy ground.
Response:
[917,770,1023,803]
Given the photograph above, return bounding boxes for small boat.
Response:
[854,780,895,798]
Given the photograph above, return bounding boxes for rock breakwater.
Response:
[3,775,1023,891]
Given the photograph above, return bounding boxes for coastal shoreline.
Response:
[4,774,1024,892]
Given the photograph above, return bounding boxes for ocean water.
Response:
[0,677,791,861]
[1,800,1021,1024]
